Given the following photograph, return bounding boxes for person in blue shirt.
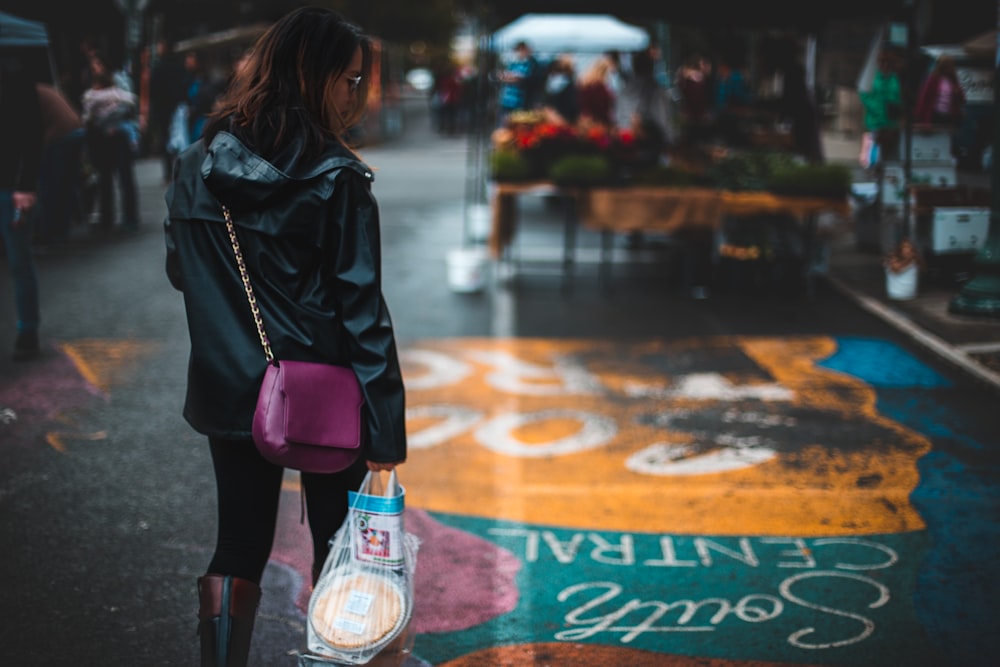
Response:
[496,40,541,126]
[714,53,752,144]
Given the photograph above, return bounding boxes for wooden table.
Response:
[490,181,850,294]
[489,181,588,290]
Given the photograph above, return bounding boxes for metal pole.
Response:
[902,2,916,240]
[948,0,1000,317]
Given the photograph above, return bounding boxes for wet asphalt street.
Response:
[1,96,998,666]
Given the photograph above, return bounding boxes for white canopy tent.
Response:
[462,14,652,252]
[491,13,649,56]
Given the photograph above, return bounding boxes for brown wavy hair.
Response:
[204,6,371,161]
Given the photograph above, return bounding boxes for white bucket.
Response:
[886,264,918,300]
[447,246,489,293]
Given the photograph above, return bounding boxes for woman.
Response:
[859,48,903,164]
[164,8,407,666]
[620,48,675,161]
[915,54,966,126]
[675,53,713,144]
[542,55,580,124]
[81,52,140,231]
[577,56,616,127]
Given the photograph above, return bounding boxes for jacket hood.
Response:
[200,131,373,210]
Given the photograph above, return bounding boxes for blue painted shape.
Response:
[818,337,952,388]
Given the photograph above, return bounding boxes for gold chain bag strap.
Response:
[223,205,364,472]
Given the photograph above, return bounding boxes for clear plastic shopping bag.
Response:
[301,470,419,666]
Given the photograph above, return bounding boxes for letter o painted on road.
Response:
[474,409,617,457]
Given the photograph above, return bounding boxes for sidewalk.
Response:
[821,131,1000,393]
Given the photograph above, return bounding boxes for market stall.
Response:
[488,181,849,293]
[487,106,852,293]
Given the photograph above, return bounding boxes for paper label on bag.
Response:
[349,484,406,567]
[333,616,367,635]
[350,509,405,566]
[343,590,375,616]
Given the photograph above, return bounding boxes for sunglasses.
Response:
[345,74,362,93]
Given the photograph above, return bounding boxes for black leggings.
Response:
[206,436,368,584]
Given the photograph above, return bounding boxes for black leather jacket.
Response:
[164,130,406,464]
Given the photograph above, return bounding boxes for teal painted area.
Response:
[414,513,943,666]
[818,337,951,388]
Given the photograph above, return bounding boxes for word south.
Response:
[557,573,890,650]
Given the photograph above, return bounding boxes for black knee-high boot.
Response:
[198,574,261,667]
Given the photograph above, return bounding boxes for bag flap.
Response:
[279,360,364,447]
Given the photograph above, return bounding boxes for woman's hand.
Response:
[11,192,37,229]
[366,460,401,472]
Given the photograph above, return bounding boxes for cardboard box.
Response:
[928,207,990,254]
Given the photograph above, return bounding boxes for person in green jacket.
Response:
[859,48,903,165]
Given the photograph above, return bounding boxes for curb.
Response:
[824,274,1000,394]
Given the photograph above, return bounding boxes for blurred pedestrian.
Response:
[36,82,84,245]
[0,61,44,361]
[541,55,579,124]
[915,54,966,127]
[620,47,675,158]
[64,35,97,111]
[605,49,629,124]
[577,55,617,127]
[778,40,823,163]
[432,62,464,135]
[859,48,903,165]
[496,40,542,125]
[714,51,752,144]
[675,53,713,144]
[164,8,407,665]
[149,39,187,184]
[181,51,212,143]
[81,51,141,232]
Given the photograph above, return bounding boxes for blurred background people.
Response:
[432,62,465,135]
[81,51,140,232]
[149,39,187,184]
[859,47,903,166]
[619,47,675,161]
[713,51,753,145]
[604,49,629,123]
[915,54,966,128]
[496,40,542,125]
[776,39,823,163]
[36,82,84,245]
[675,53,713,145]
[577,55,616,128]
[0,60,44,361]
[541,55,579,125]
[181,51,212,144]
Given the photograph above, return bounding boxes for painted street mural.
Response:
[10,334,991,666]
[388,336,952,666]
